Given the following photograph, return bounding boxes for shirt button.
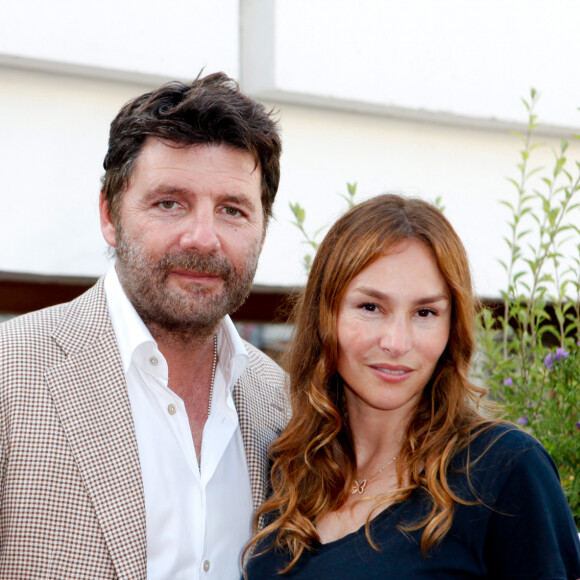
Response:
[203,560,210,572]
[149,356,158,366]
[167,404,177,415]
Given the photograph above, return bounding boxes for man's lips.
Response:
[170,269,222,282]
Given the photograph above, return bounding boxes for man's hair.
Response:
[101,71,282,223]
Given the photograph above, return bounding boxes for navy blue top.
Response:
[245,425,580,579]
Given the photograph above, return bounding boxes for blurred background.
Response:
[1,0,579,355]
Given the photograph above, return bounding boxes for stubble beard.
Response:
[114,227,260,343]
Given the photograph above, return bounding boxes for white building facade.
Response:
[1,0,579,299]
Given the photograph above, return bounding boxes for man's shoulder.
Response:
[0,302,69,343]
[0,279,109,355]
[235,341,290,426]
[241,340,286,385]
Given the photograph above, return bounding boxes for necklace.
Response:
[206,335,218,418]
[351,456,397,495]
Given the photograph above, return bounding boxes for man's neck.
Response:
[155,329,220,463]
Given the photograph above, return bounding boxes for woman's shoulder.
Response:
[452,421,559,490]
[462,421,544,458]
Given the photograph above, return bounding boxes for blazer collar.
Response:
[47,280,147,578]
[234,345,288,512]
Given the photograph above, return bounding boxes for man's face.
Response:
[100,138,264,340]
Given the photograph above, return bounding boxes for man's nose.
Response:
[178,209,220,253]
[378,317,411,356]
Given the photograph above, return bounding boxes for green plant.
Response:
[476,89,580,525]
[289,182,358,273]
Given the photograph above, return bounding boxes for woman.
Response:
[244,194,580,578]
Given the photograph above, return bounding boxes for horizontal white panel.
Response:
[0,0,240,80]
[242,0,580,131]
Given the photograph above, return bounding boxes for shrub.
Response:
[475,89,580,525]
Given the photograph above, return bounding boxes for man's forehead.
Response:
[126,138,261,193]
[137,137,260,170]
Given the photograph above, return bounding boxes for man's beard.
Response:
[114,228,260,341]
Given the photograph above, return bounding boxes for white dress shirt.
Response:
[104,267,253,580]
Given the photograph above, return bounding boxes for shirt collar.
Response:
[104,266,154,374]
[103,265,249,391]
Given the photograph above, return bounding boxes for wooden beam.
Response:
[0,271,297,323]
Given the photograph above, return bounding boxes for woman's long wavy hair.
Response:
[245,194,492,573]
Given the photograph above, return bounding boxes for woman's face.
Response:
[336,240,452,422]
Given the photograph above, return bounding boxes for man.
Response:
[0,72,287,579]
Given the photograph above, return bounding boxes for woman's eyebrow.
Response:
[353,286,450,306]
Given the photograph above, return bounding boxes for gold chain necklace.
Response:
[206,335,218,418]
[351,456,397,495]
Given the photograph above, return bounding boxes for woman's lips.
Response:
[370,363,414,381]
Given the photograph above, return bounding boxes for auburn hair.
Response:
[245,194,492,573]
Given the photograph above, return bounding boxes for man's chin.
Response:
[139,303,226,339]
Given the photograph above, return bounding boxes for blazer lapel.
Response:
[46,281,146,578]
[234,345,288,513]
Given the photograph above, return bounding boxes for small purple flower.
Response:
[503,377,513,387]
[518,416,529,426]
[576,421,580,431]
[544,347,569,369]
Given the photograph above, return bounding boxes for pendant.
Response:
[351,479,367,495]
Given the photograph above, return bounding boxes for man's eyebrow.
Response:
[220,194,258,213]
[143,185,188,199]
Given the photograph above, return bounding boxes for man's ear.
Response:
[99,191,117,247]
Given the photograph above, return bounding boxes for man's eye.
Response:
[222,207,242,217]
[159,200,179,210]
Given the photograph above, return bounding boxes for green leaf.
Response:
[527,166,544,178]
[521,97,530,111]
[506,177,521,190]
[500,200,515,212]
[554,157,567,177]
[289,202,306,225]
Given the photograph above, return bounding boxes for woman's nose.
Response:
[378,317,411,356]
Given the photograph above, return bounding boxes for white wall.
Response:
[0,68,153,277]
[0,0,240,81]
[242,0,580,130]
[264,102,580,297]
[1,0,579,298]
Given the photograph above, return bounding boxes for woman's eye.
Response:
[360,303,379,312]
[417,308,435,317]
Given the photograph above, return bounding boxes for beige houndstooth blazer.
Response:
[0,279,288,579]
